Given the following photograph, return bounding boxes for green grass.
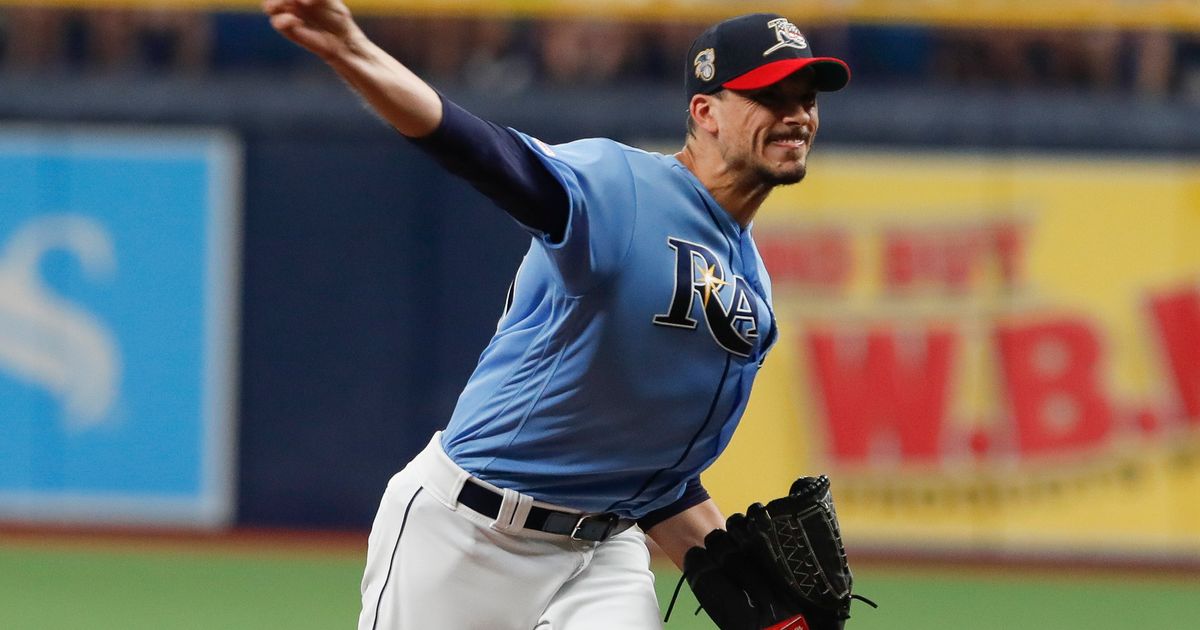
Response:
[2,546,363,629]
[3,544,1199,629]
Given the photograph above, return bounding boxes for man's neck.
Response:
[674,145,770,228]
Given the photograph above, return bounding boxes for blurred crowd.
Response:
[2,8,1200,101]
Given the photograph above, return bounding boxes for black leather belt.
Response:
[456,480,635,542]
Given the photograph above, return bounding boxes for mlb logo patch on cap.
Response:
[694,48,716,82]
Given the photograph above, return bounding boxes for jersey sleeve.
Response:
[509,132,639,295]
[407,95,569,241]
[635,478,712,531]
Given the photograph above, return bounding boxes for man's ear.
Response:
[689,93,720,135]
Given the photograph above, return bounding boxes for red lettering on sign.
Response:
[757,229,851,290]
[996,320,1113,456]
[883,233,917,290]
[883,221,1026,294]
[808,328,956,464]
[1149,289,1200,424]
[992,222,1025,286]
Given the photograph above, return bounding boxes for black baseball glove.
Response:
[668,475,874,630]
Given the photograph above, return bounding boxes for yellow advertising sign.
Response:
[705,150,1200,557]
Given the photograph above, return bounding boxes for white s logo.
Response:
[0,215,122,430]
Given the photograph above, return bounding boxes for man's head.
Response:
[684,14,850,187]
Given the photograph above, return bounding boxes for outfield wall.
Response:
[0,78,1198,562]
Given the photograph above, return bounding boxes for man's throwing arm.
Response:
[265,0,441,137]
[264,0,567,239]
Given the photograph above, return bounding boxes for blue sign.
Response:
[0,127,240,527]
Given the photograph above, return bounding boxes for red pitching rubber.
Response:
[766,615,810,630]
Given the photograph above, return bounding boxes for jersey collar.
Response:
[665,155,746,243]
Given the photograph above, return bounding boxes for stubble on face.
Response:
[721,129,808,189]
[755,154,807,187]
[718,91,816,190]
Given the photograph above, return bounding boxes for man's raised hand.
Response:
[263,0,362,61]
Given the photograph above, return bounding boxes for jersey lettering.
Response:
[653,237,760,357]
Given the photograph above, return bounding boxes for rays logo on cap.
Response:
[693,48,716,82]
[762,17,808,56]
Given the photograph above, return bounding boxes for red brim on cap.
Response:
[722,57,851,92]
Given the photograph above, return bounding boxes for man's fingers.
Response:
[262,0,292,15]
[269,12,303,33]
[263,0,318,12]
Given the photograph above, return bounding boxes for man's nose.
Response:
[779,101,812,125]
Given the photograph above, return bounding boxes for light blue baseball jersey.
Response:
[441,133,778,519]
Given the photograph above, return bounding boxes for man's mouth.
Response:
[770,138,806,149]
[767,133,809,150]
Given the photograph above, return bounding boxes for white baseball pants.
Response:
[357,433,664,629]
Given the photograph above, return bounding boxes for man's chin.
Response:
[758,164,807,187]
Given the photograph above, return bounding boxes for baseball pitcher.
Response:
[265,2,872,628]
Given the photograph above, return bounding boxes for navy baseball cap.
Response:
[686,13,850,97]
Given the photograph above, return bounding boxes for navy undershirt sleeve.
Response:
[636,478,712,532]
[406,94,568,242]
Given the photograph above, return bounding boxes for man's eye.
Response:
[754,91,783,105]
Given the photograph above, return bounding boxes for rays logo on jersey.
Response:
[653,237,759,357]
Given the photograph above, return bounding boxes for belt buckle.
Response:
[571,512,619,542]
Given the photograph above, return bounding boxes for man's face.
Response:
[711,70,820,187]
